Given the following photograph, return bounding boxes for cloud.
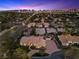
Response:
[17,6,33,8]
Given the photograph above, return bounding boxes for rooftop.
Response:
[59,34,79,45]
[20,36,46,48]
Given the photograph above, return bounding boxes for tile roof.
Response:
[59,34,79,45]
[20,36,46,48]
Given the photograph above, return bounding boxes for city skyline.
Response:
[0,0,79,10]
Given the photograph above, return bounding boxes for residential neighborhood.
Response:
[0,9,79,59]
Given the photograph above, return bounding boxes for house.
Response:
[20,36,46,48]
[54,18,58,22]
[57,28,65,32]
[46,28,57,34]
[34,18,39,22]
[20,36,60,54]
[27,23,36,28]
[43,23,49,28]
[59,34,79,46]
[41,18,45,23]
[23,28,32,36]
[35,28,45,35]
[66,18,70,22]
[36,23,43,28]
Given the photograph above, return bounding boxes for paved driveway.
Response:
[46,40,60,54]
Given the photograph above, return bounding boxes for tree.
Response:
[0,26,23,58]
[30,27,36,35]
[55,34,62,48]
[12,48,30,59]
[64,46,79,59]
[32,47,49,57]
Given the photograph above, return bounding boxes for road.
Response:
[32,51,64,59]
[49,51,64,59]
[25,12,38,24]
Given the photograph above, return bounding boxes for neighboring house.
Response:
[43,23,49,28]
[66,18,70,22]
[59,34,79,46]
[36,28,45,35]
[58,18,62,21]
[34,18,39,22]
[57,28,65,32]
[54,18,58,22]
[20,36,46,48]
[23,28,32,36]
[36,23,43,28]
[46,28,57,34]
[27,23,36,28]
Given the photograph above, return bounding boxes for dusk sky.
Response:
[0,0,79,10]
